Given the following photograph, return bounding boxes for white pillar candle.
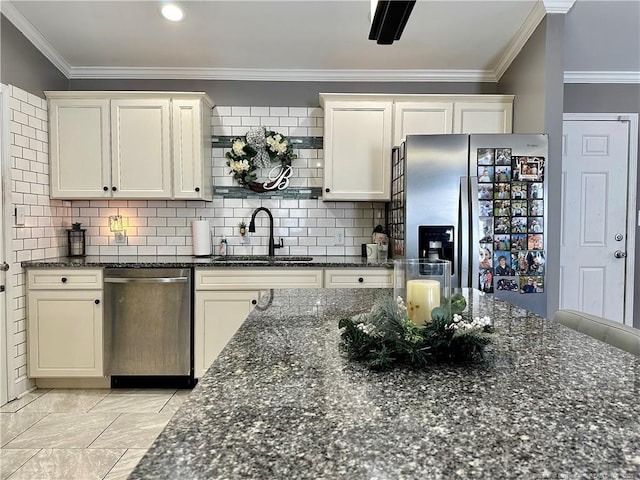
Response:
[406,279,440,325]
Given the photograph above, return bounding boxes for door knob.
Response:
[614,250,627,259]
[0,262,9,272]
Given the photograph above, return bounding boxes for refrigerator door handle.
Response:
[460,177,470,288]
[469,176,481,289]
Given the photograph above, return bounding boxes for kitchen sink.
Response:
[212,255,313,263]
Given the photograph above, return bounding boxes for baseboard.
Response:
[35,377,112,389]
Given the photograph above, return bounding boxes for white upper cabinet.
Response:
[172,99,212,200]
[49,98,111,198]
[453,101,513,134]
[393,101,454,146]
[46,91,214,200]
[321,94,513,202]
[111,98,172,198]
[321,98,393,201]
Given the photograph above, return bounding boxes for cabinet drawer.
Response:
[28,269,103,290]
[195,268,322,290]
[324,268,393,288]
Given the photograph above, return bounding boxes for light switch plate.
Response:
[15,206,26,225]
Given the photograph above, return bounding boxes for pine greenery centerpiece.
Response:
[338,294,494,370]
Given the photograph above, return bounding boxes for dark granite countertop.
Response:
[130,288,640,480]
[21,255,392,269]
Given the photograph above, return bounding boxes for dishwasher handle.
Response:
[105,277,189,284]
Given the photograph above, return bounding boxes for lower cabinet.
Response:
[194,290,260,378]
[27,269,104,377]
[194,268,323,377]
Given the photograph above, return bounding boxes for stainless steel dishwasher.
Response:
[104,268,195,388]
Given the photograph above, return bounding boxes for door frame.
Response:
[1,83,14,403]
[563,113,638,325]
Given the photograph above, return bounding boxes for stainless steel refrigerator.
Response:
[388,134,548,316]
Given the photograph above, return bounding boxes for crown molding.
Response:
[542,0,576,14]
[493,1,547,81]
[1,1,71,78]
[66,66,497,83]
[564,71,640,84]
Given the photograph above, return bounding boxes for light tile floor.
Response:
[0,388,191,480]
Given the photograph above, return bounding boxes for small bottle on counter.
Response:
[219,235,228,256]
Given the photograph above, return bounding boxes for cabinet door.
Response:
[172,99,212,200]
[49,99,111,198]
[28,290,103,377]
[323,101,393,201]
[393,102,454,145]
[453,102,513,134]
[111,99,172,198]
[194,290,258,378]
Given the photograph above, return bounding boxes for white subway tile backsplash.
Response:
[269,107,289,117]
[232,106,251,116]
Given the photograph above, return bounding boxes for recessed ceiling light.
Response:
[161,4,184,22]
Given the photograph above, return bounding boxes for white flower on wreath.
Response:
[232,139,247,157]
[267,134,288,155]
[229,159,250,173]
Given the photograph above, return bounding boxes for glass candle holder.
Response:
[394,259,451,325]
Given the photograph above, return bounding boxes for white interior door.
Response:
[0,85,9,405]
[560,116,636,324]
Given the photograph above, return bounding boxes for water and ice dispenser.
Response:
[418,226,455,271]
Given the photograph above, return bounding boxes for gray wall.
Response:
[497,15,565,318]
[68,79,498,107]
[564,1,640,72]
[0,14,68,95]
[564,84,640,328]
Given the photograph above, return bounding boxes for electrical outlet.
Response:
[115,231,127,245]
[334,228,345,246]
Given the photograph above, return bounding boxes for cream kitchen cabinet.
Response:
[194,289,260,378]
[393,96,514,145]
[194,268,323,377]
[392,101,454,145]
[46,91,213,200]
[324,268,394,288]
[453,101,513,134]
[320,97,393,201]
[321,94,513,202]
[27,269,104,378]
[172,98,213,200]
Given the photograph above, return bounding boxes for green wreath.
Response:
[225,127,297,192]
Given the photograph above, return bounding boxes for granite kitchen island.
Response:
[129,288,640,479]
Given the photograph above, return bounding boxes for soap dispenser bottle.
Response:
[219,235,228,256]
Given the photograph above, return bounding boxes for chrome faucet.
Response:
[248,207,283,257]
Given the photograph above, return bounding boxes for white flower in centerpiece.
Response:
[232,139,247,157]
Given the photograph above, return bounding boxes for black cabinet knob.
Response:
[112,186,117,191]
[61,277,67,283]
[358,277,364,283]
[251,299,257,305]
[325,188,330,193]
[95,299,100,305]
[195,187,200,192]
[103,186,108,192]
